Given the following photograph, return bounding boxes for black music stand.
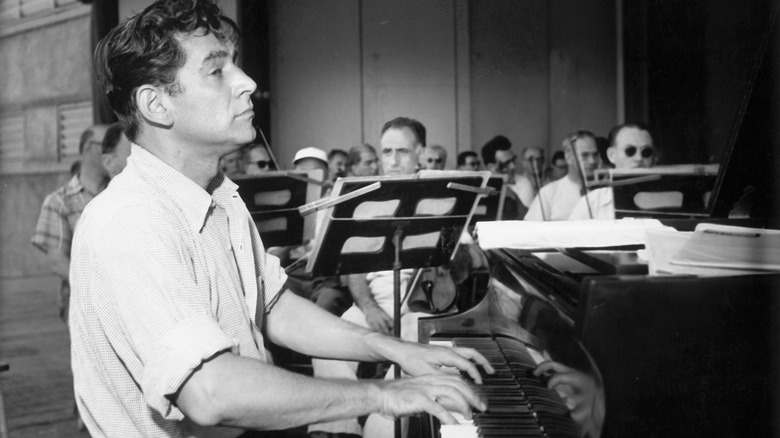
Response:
[594,165,719,219]
[234,170,322,248]
[304,170,489,438]
[468,175,507,226]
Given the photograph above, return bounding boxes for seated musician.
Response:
[309,143,383,316]
[70,3,494,437]
[481,135,525,219]
[310,117,459,438]
[568,123,655,220]
[525,131,601,221]
[510,146,547,208]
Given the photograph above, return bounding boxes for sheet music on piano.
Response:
[474,219,670,250]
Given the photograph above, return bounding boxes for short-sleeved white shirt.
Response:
[69,144,287,437]
[524,176,582,221]
[568,187,616,220]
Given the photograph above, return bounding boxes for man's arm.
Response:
[176,291,493,430]
[31,193,72,278]
[347,273,393,335]
[42,251,71,278]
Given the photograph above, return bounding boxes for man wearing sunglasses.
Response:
[244,142,276,175]
[568,123,655,220]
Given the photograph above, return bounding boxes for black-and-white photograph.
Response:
[0,1,777,437]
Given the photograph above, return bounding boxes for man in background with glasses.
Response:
[568,123,655,220]
[481,135,526,219]
[244,142,276,175]
[419,144,447,170]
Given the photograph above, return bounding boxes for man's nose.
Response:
[235,67,257,96]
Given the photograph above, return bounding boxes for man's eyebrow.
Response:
[201,49,230,68]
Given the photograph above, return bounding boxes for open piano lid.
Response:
[612,3,779,224]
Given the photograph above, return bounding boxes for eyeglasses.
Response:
[496,156,516,170]
[253,160,273,169]
[426,157,443,164]
[624,146,654,159]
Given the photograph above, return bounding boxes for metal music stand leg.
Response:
[392,226,403,438]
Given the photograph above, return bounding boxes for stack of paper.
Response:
[669,223,780,271]
[474,219,669,250]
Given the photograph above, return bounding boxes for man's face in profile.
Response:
[491,149,517,183]
[609,127,654,169]
[380,127,419,176]
[567,137,600,178]
[351,150,379,177]
[164,32,257,154]
[329,154,348,180]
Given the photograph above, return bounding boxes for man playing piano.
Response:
[69,1,493,437]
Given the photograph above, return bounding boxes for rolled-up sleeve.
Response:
[31,193,68,255]
[88,205,240,419]
[142,314,237,419]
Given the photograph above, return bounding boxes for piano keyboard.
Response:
[432,337,579,438]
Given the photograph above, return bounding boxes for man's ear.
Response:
[606,146,617,165]
[101,153,114,173]
[135,85,172,127]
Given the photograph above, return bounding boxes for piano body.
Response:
[418,6,779,435]
[419,243,780,437]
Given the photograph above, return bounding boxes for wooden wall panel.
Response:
[361,0,458,157]
[469,0,550,154]
[269,0,362,168]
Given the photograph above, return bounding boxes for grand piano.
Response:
[417,5,780,437]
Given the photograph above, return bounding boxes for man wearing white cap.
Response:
[293,146,330,196]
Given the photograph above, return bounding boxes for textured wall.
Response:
[0,12,93,278]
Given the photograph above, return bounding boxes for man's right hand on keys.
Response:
[373,374,487,425]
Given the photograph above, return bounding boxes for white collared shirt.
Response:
[69,144,286,437]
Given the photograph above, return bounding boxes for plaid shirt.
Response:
[31,174,95,259]
[69,145,287,437]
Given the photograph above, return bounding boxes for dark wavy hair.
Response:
[101,122,125,154]
[480,135,511,165]
[95,0,239,142]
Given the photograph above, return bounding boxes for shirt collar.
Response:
[128,144,239,234]
[63,174,85,197]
